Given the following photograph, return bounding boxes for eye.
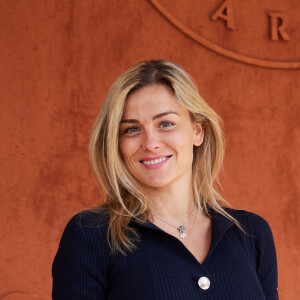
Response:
[123,126,140,134]
[159,121,175,128]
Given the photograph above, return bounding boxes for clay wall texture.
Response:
[0,0,299,299]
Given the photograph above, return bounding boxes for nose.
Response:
[140,128,160,151]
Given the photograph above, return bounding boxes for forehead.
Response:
[122,84,189,119]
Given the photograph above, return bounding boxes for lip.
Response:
[140,155,170,161]
[139,155,172,169]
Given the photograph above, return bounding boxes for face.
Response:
[119,84,204,190]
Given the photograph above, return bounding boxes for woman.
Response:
[52,60,279,299]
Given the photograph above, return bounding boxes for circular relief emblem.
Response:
[149,0,300,69]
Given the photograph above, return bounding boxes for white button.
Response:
[198,276,210,290]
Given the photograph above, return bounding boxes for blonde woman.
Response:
[52,60,278,299]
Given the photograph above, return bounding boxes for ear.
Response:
[193,122,204,146]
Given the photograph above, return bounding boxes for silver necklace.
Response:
[151,204,196,239]
[187,207,198,239]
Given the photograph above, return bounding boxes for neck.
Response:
[145,179,197,225]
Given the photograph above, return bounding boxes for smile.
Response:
[139,155,172,169]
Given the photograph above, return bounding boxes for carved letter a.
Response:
[211,0,236,30]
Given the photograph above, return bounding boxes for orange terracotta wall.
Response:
[1,1,299,299]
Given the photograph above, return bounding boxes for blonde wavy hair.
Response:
[89,60,240,254]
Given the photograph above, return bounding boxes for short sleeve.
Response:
[247,212,279,300]
[52,212,110,300]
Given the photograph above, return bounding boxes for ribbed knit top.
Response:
[52,208,279,299]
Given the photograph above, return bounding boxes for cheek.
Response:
[119,140,128,160]
[166,130,195,150]
[167,131,195,164]
[119,138,139,161]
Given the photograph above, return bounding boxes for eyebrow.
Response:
[120,111,178,124]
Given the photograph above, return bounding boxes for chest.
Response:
[151,213,212,264]
[106,227,264,300]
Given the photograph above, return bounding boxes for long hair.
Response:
[89,60,241,254]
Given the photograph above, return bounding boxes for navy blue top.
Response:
[52,208,279,299]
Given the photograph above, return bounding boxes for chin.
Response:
[139,178,173,189]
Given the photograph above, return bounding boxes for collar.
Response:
[208,208,234,254]
[131,208,234,255]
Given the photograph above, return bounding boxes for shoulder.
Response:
[223,207,276,254]
[56,208,110,254]
[65,207,109,231]
[223,208,277,259]
[223,209,279,296]
[224,207,273,234]
[52,208,112,298]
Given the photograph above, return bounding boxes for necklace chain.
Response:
[151,204,196,239]
[187,207,198,238]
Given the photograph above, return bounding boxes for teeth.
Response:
[142,156,169,165]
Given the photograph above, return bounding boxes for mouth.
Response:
[139,155,172,165]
